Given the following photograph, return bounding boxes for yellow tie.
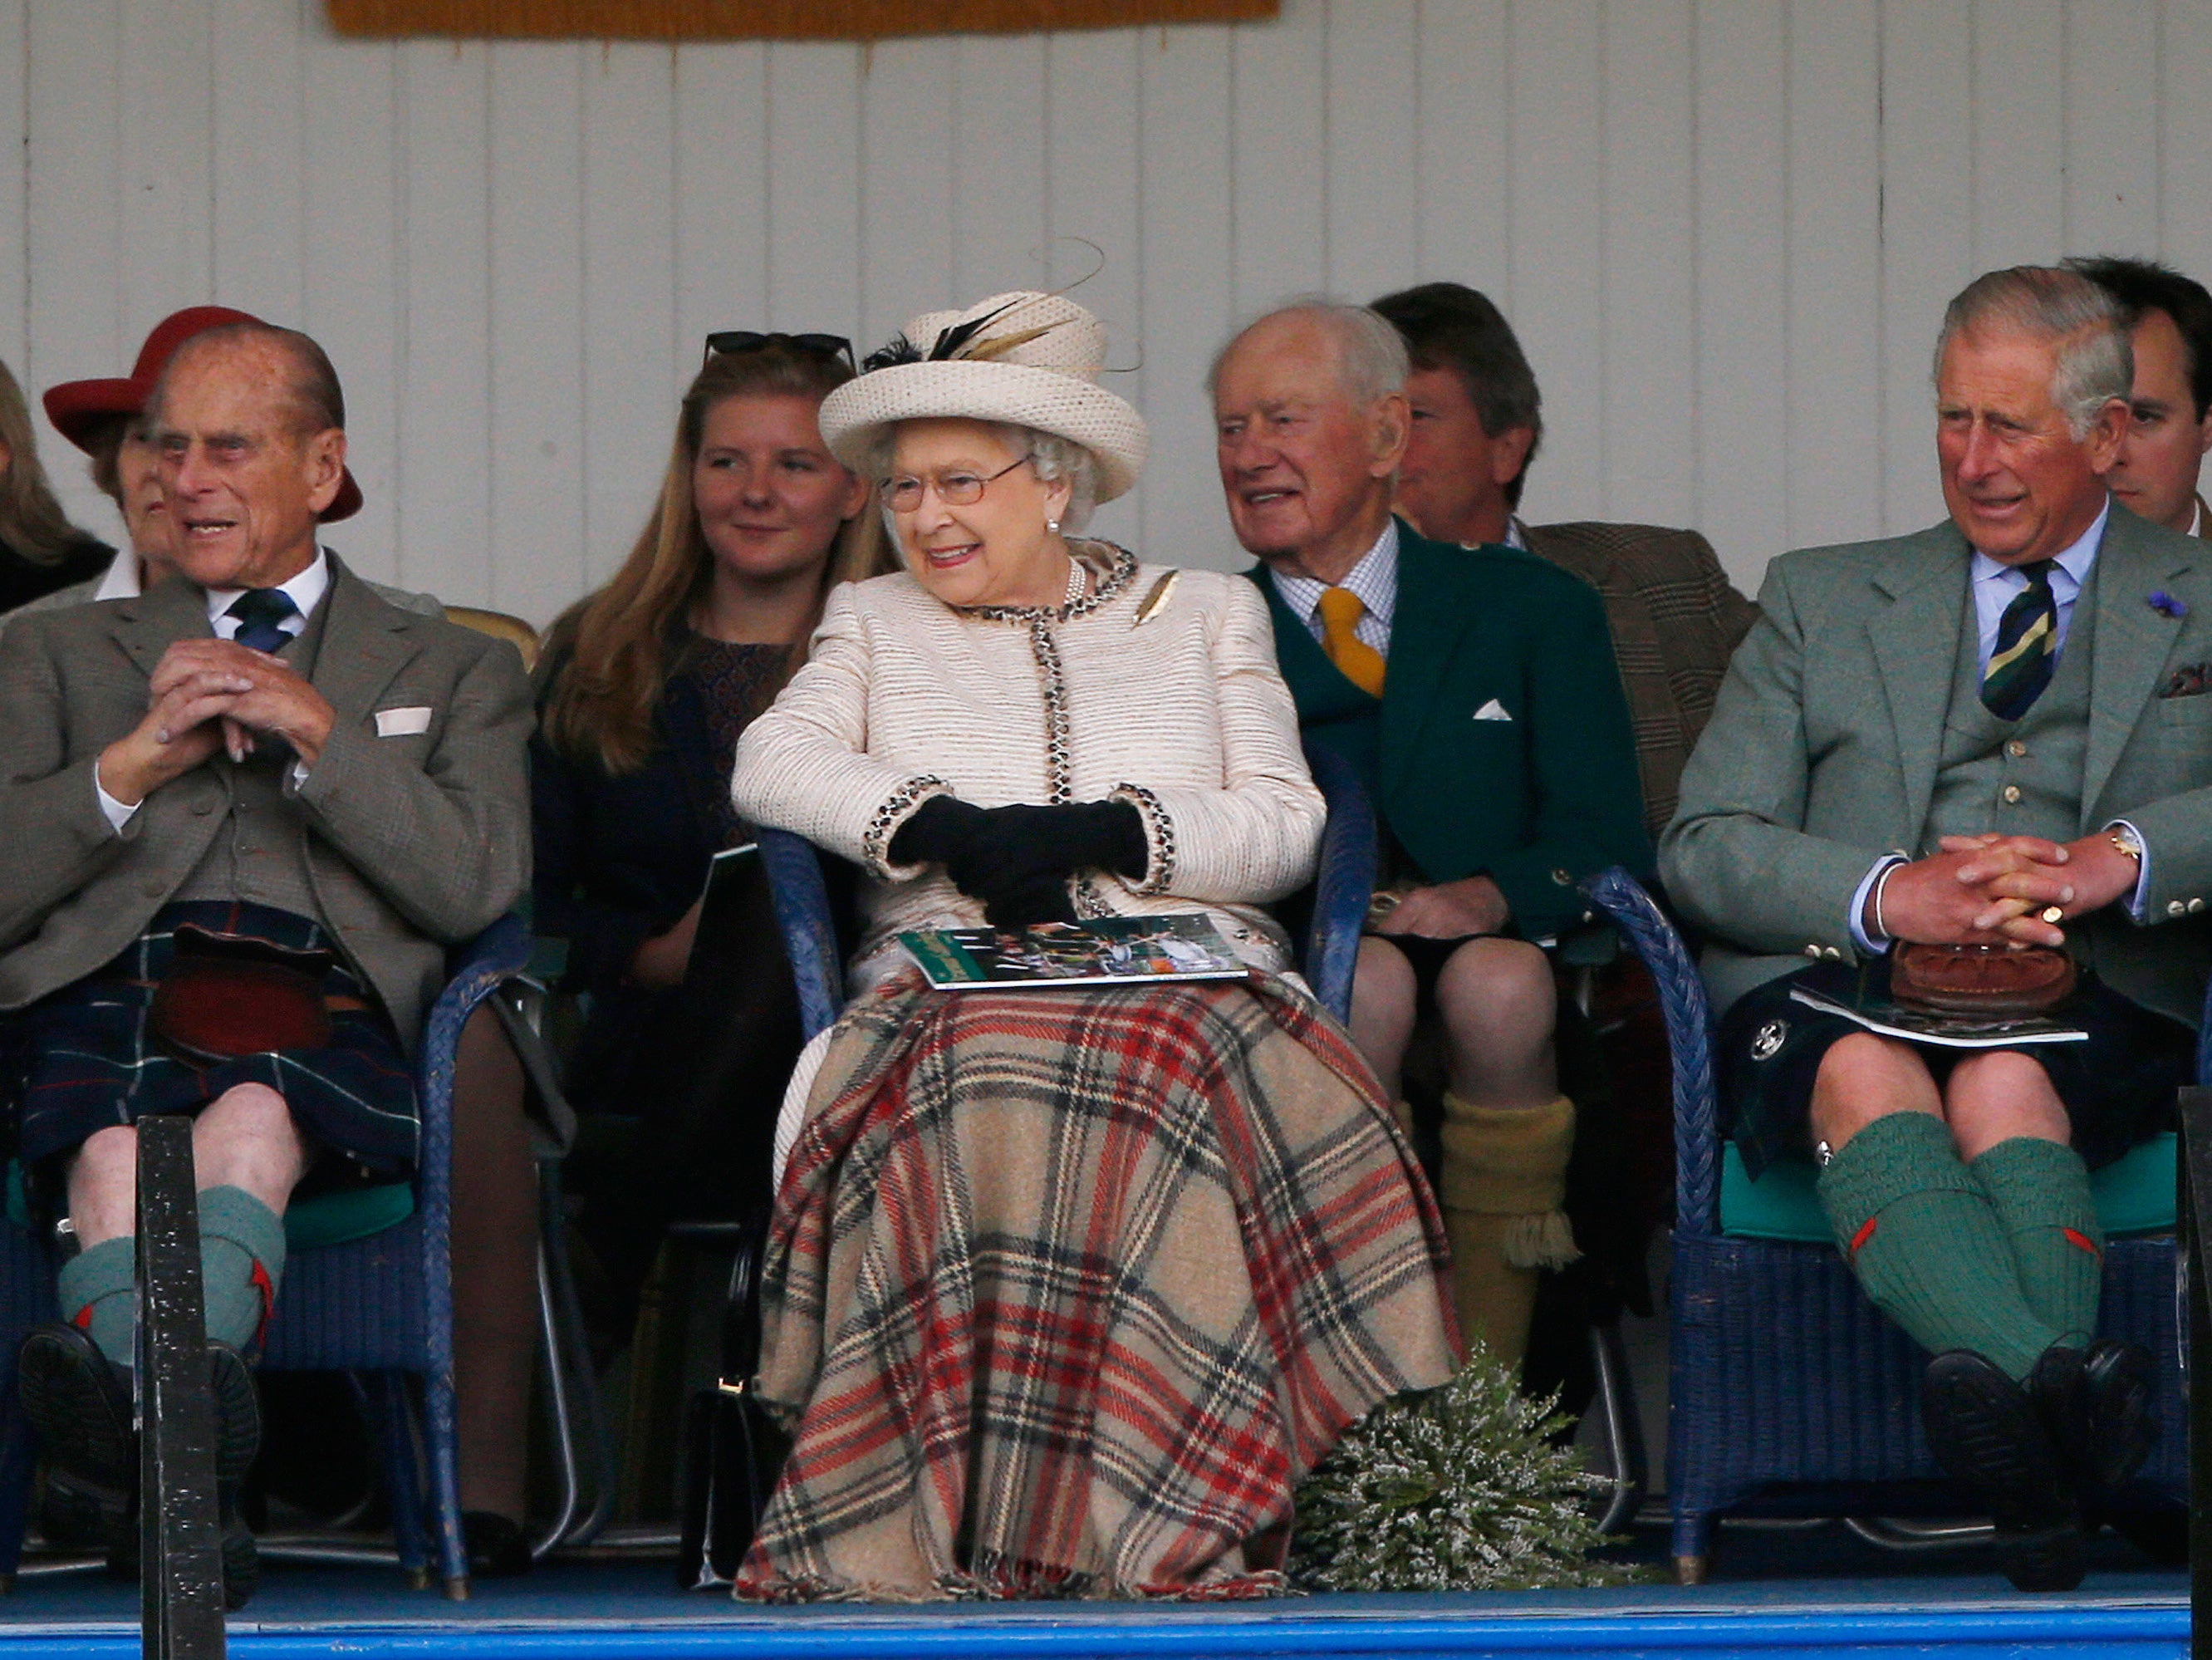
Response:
[1317,586,1386,698]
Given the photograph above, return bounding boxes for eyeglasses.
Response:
[701,331,856,371]
[880,454,1032,513]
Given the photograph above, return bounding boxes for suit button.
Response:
[191,800,213,816]
[1551,867,1572,886]
[2192,898,2206,915]
[1805,944,1822,958]
[2169,900,2188,917]
[142,879,164,897]
[1826,946,1844,960]
[2001,784,2022,804]
[2006,739,2028,759]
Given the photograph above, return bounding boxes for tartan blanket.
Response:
[737,970,1459,1602]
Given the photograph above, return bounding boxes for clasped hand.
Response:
[1869,832,2140,950]
[96,638,337,808]
[894,795,1146,929]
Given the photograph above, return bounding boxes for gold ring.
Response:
[2040,905,2065,925]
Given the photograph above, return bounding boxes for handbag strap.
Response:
[718,1208,770,1387]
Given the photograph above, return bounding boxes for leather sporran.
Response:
[1891,941,2077,1017]
[147,926,336,1063]
[675,1220,791,1590]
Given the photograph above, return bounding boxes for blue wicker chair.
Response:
[0,914,532,1598]
[1579,867,2189,1584]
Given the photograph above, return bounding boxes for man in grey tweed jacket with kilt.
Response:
[1664,268,2212,1592]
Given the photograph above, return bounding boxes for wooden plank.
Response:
[1229,0,1324,313]
[488,42,586,625]
[213,0,307,325]
[396,37,492,604]
[1413,0,1508,297]
[1507,0,1601,525]
[1785,0,1881,551]
[1322,0,1416,303]
[674,42,768,364]
[766,42,861,336]
[118,0,214,339]
[327,0,1278,41]
[582,42,678,591]
[2160,0,2212,277]
[1045,27,1142,551]
[1878,0,1971,534]
[27,0,122,536]
[2063,0,2159,256]
[1693,0,1788,592]
[1139,22,1234,568]
[857,35,954,351]
[1970,0,2063,270]
[1598,0,1695,526]
[301,18,403,581]
[954,33,1048,299]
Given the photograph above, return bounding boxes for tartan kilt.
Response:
[7,901,419,1174]
[739,970,1461,1603]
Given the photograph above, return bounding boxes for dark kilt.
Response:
[1718,956,2190,1178]
[7,901,419,1175]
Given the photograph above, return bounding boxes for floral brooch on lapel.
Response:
[2150,590,2189,619]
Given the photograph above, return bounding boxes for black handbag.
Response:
[674,1216,792,1590]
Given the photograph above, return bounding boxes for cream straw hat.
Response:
[817,291,1149,503]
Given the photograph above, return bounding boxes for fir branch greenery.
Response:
[1289,1348,1641,1593]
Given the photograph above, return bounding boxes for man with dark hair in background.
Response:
[2068,257,2212,539]
[1371,282,1757,837]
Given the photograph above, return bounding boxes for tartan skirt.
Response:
[738,970,1461,1603]
[8,901,419,1174]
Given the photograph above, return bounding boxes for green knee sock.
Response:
[196,1186,287,1353]
[1816,1112,2062,1382]
[1969,1137,2103,1346]
[55,1236,136,1367]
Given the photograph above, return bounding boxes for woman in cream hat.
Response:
[729,292,1457,1601]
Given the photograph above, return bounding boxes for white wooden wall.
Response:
[10,0,2212,622]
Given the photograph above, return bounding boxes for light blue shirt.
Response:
[1267,520,1399,658]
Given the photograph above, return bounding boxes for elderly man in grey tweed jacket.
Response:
[1662,267,2212,1592]
[0,320,529,1600]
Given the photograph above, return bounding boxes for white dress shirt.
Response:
[94,550,330,828]
[1265,519,1400,657]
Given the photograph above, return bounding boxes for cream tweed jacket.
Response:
[730,545,1326,983]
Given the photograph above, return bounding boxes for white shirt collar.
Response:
[1968,499,2108,597]
[91,553,141,602]
[204,548,330,636]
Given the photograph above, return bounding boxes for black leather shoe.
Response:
[19,1325,135,1492]
[207,1343,262,1610]
[1921,1349,2084,1593]
[463,1511,532,1578]
[2031,1338,2157,1500]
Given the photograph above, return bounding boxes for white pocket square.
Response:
[375,706,434,737]
[1473,699,1513,722]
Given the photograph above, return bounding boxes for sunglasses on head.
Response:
[702,331,856,371]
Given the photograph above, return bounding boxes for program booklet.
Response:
[1788,985,2087,1049]
[899,915,1250,991]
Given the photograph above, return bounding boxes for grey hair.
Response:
[1934,266,2133,440]
[865,419,1100,535]
[1206,297,1410,407]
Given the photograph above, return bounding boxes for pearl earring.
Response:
[1047,517,1061,535]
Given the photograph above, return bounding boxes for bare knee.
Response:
[193,1085,309,1204]
[1944,1049,2069,1160]
[1435,938,1557,1106]
[65,1126,140,1249]
[1349,937,1418,1096]
[1807,1034,1943,1153]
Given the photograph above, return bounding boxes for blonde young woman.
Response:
[728,292,1458,1602]
[532,335,890,1294]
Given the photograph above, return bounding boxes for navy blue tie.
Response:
[225,588,298,655]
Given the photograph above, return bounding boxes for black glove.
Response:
[887,793,986,867]
[948,801,1148,930]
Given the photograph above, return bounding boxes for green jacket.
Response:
[1661,508,2212,1025]
[1250,518,1652,938]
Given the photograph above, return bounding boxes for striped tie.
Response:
[1317,586,1386,699]
[1980,560,2058,721]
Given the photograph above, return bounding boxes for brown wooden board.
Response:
[326,1,1275,41]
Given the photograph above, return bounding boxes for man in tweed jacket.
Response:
[1662,268,2210,1591]
[0,322,529,1595]
[1371,282,1758,837]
